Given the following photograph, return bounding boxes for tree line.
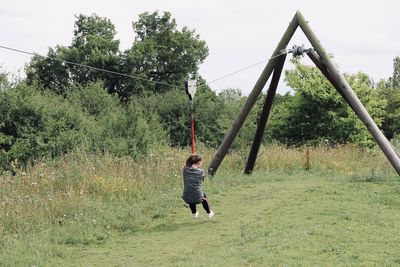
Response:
[1,11,400,172]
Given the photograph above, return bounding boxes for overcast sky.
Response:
[1,0,399,94]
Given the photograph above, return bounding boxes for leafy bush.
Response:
[268,64,387,147]
[0,84,92,171]
[0,82,167,172]
[137,86,226,148]
[391,133,400,151]
[66,82,163,156]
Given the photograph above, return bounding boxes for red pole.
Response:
[191,112,196,154]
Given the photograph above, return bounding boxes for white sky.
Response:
[1,0,399,94]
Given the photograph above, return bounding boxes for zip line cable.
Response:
[197,50,288,88]
[0,44,287,90]
[199,59,270,86]
[0,44,183,89]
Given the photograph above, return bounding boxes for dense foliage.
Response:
[121,11,208,98]
[0,82,164,172]
[1,11,400,172]
[26,11,208,100]
[268,63,387,146]
[377,56,400,140]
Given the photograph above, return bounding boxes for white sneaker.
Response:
[192,211,199,218]
[207,211,215,218]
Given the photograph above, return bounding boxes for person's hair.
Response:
[185,154,202,168]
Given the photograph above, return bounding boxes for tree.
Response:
[26,47,71,94]
[135,77,228,148]
[269,64,351,145]
[388,57,400,88]
[137,89,189,147]
[345,72,387,146]
[377,83,400,140]
[0,81,167,172]
[268,62,386,146]
[0,67,10,92]
[66,14,121,93]
[120,11,209,98]
[26,14,121,94]
[26,11,209,100]
[215,88,268,150]
[375,56,400,140]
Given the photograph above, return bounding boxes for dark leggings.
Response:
[189,193,211,214]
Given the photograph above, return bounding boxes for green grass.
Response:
[71,172,400,266]
[0,145,399,266]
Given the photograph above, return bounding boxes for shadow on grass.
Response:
[349,174,387,183]
[150,220,218,233]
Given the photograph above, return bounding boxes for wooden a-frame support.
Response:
[208,11,400,176]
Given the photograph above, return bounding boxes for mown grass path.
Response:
[72,174,400,266]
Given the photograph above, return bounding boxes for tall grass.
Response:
[221,143,394,178]
[0,144,397,265]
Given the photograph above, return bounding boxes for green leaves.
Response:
[0,82,167,172]
[123,11,208,96]
[26,11,208,100]
[388,57,400,88]
[26,14,121,95]
[268,63,386,146]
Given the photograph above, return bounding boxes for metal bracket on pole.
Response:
[289,44,313,57]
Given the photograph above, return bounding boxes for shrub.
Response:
[0,82,167,172]
[0,84,92,170]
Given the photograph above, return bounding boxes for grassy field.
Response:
[78,174,400,267]
[1,145,399,266]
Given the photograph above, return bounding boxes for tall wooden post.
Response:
[208,14,299,176]
[297,11,400,175]
[244,54,286,174]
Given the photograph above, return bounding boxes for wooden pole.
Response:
[208,14,299,176]
[305,147,311,170]
[244,54,286,174]
[297,11,400,175]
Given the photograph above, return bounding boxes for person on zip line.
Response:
[182,154,214,219]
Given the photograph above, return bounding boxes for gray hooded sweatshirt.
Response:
[182,167,205,204]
